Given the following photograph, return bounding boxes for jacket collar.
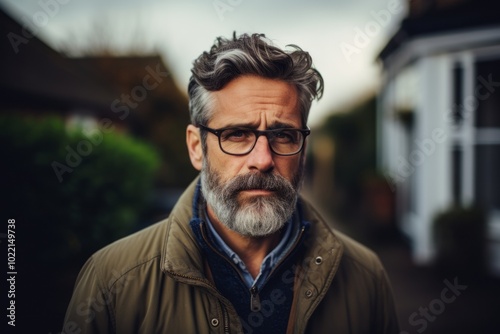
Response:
[161,177,206,279]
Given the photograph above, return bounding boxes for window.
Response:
[475,59,500,128]
[452,146,462,205]
[452,63,464,124]
[475,145,500,210]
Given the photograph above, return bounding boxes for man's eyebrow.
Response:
[267,122,299,130]
[219,122,257,129]
[219,121,299,129]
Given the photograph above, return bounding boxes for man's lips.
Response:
[239,188,275,196]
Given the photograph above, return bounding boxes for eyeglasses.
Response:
[197,124,310,156]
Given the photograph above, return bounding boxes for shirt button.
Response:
[305,289,313,298]
[211,318,219,327]
[315,256,323,265]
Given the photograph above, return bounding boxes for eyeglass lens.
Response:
[219,128,304,155]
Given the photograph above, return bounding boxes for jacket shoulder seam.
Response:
[106,254,162,290]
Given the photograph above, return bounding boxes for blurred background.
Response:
[1,0,499,333]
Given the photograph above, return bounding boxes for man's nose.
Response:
[247,135,274,172]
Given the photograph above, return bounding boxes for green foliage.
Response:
[318,96,378,218]
[0,115,160,265]
[433,206,486,277]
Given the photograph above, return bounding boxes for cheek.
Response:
[274,157,302,180]
[207,149,246,180]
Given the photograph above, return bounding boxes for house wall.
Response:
[378,27,500,274]
[380,55,453,263]
[414,55,453,262]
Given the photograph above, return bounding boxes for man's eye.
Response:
[222,129,251,141]
[274,130,296,143]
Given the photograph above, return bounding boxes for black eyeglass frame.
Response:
[197,124,311,156]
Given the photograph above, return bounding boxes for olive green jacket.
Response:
[63,178,399,334]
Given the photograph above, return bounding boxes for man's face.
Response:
[193,75,306,237]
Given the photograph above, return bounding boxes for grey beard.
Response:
[200,162,302,237]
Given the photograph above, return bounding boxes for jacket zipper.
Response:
[250,286,261,312]
[221,302,230,334]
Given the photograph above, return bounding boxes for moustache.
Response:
[223,173,294,196]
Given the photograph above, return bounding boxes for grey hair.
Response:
[188,33,324,129]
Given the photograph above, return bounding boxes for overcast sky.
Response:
[1,0,407,126]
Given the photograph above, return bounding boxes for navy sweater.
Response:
[189,184,308,334]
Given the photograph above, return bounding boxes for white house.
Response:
[377,0,500,275]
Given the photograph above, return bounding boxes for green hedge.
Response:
[1,115,160,265]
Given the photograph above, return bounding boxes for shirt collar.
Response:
[203,205,301,289]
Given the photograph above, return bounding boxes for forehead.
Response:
[209,75,301,128]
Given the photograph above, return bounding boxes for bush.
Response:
[433,206,486,277]
[318,96,377,220]
[0,114,160,265]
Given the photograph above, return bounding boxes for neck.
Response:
[207,206,282,279]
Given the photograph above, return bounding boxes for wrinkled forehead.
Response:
[208,75,301,128]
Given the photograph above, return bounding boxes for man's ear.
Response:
[186,124,203,171]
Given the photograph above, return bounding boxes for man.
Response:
[64,33,399,334]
